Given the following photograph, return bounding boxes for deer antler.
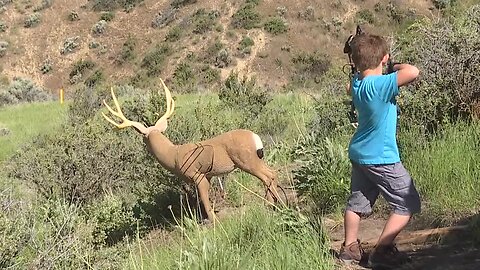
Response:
[102,87,149,134]
[154,78,175,130]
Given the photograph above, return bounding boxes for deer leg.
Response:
[242,163,283,206]
[195,175,215,222]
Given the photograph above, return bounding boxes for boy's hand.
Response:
[394,64,420,87]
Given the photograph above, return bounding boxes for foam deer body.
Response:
[103,79,281,222]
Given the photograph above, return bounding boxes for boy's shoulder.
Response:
[353,72,398,100]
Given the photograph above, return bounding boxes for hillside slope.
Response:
[0,0,435,92]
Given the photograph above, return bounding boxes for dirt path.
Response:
[326,216,480,270]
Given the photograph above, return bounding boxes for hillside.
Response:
[0,0,435,93]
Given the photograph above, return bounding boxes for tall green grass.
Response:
[125,205,335,270]
[402,121,480,221]
[0,102,67,161]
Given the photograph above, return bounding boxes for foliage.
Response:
[84,69,104,87]
[397,5,480,131]
[172,62,195,89]
[68,10,80,21]
[24,13,40,28]
[141,44,172,76]
[0,40,7,57]
[126,205,334,270]
[100,11,115,21]
[69,59,95,84]
[165,25,182,42]
[0,20,7,32]
[39,59,53,74]
[171,0,197,8]
[218,73,271,128]
[92,0,143,11]
[401,121,480,221]
[432,0,456,9]
[291,51,331,85]
[151,7,177,29]
[92,20,108,35]
[116,35,136,65]
[232,3,261,30]
[33,0,53,12]
[356,9,375,25]
[192,9,220,34]
[264,17,288,35]
[293,135,350,213]
[60,36,80,55]
[298,6,315,21]
[0,188,31,269]
[0,77,53,107]
[238,35,254,51]
[6,86,179,206]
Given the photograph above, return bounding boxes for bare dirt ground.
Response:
[326,216,480,270]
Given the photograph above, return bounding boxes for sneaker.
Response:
[339,239,364,264]
[368,244,411,269]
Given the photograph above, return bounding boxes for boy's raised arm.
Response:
[394,64,420,87]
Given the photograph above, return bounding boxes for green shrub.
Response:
[92,20,107,35]
[7,87,178,205]
[92,0,143,11]
[291,51,331,86]
[218,73,271,128]
[171,0,197,8]
[264,17,288,35]
[116,35,136,65]
[24,13,40,28]
[141,44,172,76]
[60,36,80,54]
[238,35,254,52]
[151,7,177,29]
[0,188,31,269]
[199,65,220,85]
[0,77,53,107]
[100,11,115,21]
[192,9,219,34]
[39,59,53,74]
[298,6,315,21]
[432,0,456,9]
[0,40,7,57]
[68,10,80,21]
[172,62,195,88]
[356,9,375,24]
[293,135,350,213]
[397,5,480,131]
[165,25,182,42]
[69,59,95,84]
[33,0,52,12]
[84,69,104,87]
[0,20,7,32]
[232,3,261,29]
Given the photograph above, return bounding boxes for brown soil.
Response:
[326,215,480,270]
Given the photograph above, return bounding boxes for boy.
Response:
[339,33,421,268]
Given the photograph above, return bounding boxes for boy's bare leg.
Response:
[344,210,361,245]
[376,213,411,246]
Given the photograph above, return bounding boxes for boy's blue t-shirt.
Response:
[348,72,400,165]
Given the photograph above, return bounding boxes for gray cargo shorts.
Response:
[346,161,421,216]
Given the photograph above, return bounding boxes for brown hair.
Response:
[350,34,388,72]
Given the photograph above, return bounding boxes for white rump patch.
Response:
[252,133,263,150]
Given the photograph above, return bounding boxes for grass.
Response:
[0,101,67,161]
[125,205,335,270]
[402,121,480,221]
